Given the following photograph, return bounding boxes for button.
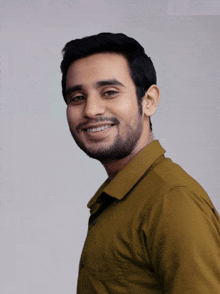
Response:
[81,261,85,268]
[92,219,96,225]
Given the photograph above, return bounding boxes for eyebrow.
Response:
[66,85,83,97]
[95,79,125,88]
[66,79,125,97]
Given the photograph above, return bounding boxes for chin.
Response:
[79,144,134,162]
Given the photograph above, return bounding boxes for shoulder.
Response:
[139,155,220,239]
[143,155,215,211]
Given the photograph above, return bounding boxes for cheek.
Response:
[113,97,139,120]
[66,107,78,128]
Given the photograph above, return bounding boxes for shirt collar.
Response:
[87,140,165,210]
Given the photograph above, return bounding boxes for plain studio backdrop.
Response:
[1,0,220,293]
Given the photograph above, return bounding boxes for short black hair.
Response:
[60,32,157,130]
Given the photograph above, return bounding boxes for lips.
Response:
[86,124,114,133]
[76,117,119,134]
[81,121,115,132]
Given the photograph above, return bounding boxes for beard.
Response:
[69,115,143,162]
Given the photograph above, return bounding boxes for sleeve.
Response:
[143,186,220,294]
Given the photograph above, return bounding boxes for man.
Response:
[60,33,220,293]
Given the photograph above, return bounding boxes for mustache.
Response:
[76,116,119,131]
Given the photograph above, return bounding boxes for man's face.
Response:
[66,53,147,161]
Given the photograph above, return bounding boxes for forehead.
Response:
[66,53,133,88]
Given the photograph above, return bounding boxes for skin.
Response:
[66,53,160,181]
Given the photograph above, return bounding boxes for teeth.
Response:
[86,125,112,133]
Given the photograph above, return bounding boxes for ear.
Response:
[142,85,160,117]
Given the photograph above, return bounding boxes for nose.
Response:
[83,94,105,118]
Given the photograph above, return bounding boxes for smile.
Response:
[86,125,113,133]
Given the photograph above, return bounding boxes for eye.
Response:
[103,90,118,97]
[68,95,85,104]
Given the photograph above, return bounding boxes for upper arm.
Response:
[143,186,220,294]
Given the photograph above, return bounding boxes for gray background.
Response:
[1,0,220,293]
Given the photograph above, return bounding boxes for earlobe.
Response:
[142,85,160,117]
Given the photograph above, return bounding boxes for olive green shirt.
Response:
[77,140,220,293]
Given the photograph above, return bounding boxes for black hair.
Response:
[60,32,157,130]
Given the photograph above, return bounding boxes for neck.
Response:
[102,132,154,181]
